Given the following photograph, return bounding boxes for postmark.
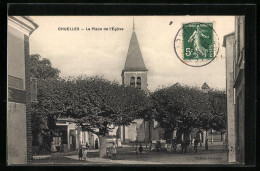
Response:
[174,22,220,67]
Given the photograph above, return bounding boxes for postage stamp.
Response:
[174,22,219,67]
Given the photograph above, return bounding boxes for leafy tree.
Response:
[46,76,150,157]
[151,83,214,140]
[208,90,227,131]
[30,54,60,79]
[30,54,61,146]
[59,77,148,157]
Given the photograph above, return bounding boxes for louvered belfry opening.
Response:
[136,77,141,89]
[130,77,135,87]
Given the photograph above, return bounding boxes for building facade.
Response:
[223,15,245,164]
[119,21,164,143]
[54,118,98,151]
[7,16,38,164]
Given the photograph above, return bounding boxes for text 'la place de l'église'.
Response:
[58,27,124,31]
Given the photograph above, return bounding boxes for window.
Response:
[130,77,135,87]
[53,137,61,145]
[8,75,23,90]
[30,77,37,102]
[136,77,141,89]
[153,119,159,128]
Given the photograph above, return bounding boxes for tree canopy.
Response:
[150,83,226,137]
[30,54,61,143]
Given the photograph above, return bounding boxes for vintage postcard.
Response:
[7,15,246,165]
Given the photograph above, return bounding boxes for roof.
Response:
[201,82,210,90]
[123,31,148,72]
[222,32,235,47]
[8,16,39,35]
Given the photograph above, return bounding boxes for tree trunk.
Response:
[98,135,107,158]
[205,130,208,151]
[211,129,213,144]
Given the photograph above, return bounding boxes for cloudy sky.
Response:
[29,16,235,91]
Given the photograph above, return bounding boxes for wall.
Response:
[7,102,27,164]
[123,71,148,91]
[225,34,236,163]
[8,26,26,84]
[234,16,245,164]
[7,24,27,165]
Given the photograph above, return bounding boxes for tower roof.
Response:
[123,29,148,72]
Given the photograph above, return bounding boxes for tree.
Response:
[30,54,60,79]
[59,76,149,157]
[30,54,61,146]
[150,83,213,140]
[208,90,227,131]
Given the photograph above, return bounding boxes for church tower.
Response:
[122,18,148,91]
[120,18,149,143]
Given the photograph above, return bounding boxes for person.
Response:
[205,138,208,151]
[95,138,99,149]
[188,24,209,58]
[185,138,190,153]
[155,141,160,153]
[139,144,143,154]
[181,140,185,153]
[85,142,89,150]
[117,138,122,148]
[194,138,199,153]
[149,141,152,152]
[78,147,83,160]
[51,141,57,153]
[172,138,177,152]
[135,144,138,155]
[83,148,88,160]
[111,142,117,159]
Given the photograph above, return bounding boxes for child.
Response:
[78,147,83,160]
[112,142,117,159]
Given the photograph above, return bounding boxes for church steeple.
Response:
[123,19,147,72]
[133,17,135,31]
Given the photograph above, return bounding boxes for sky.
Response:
[29,16,235,92]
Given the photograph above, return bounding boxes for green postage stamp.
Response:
[183,23,214,60]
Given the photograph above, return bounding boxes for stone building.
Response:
[54,118,98,151]
[7,16,38,164]
[223,16,245,163]
[118,20,164,143]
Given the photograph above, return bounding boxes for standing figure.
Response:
[181,140,185,153]
[188,25,209,58]
[149,141,152,152]
[95,138,99,149]
[205,138,208,151]
[78,147,83,160]
[184,138,190,153]
[83,148,88,160]
[135,144,138,155]
[51,141,57,153]
[155,141,161,153]
[112,142,117,159]
[86,142,89,150]
[194,138,199,153]
[139,144,143,154]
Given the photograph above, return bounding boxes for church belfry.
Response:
[119,18,150,144]
[122,18,148,92]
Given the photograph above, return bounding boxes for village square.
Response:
[7,15,245,165]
